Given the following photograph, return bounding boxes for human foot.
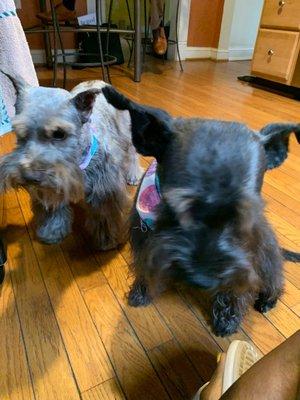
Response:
[195,341,261,399]
[153,26,167,55]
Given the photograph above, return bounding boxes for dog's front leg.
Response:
[32,198,73,244]
[253,220,284,314]
[85,191,129,251]
[125,143,144,186]
[128,276,152,307]
[211,291,251,337]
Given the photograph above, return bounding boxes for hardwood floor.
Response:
[0,59,299,400]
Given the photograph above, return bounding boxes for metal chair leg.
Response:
[106,0,114,60]
[126,0,135,68]
[50,0,58,87]
[125,0,133,29]
[96,0,108,82]
[175,0,183,71]
[51,1,67,88]
[142,0,147,63]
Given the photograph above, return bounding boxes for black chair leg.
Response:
[0,239,6,284]
[0,265,4,284]
[175,0,183,71]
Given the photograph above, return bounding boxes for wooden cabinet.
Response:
[251,0,300,87]
[261,0,300,30]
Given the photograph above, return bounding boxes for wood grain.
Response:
[83,284,169,400]
[81,379,125,400]
[0,277,34,400]
[148,338,201,400]
[4,207,80,400]
[16,191,114,392]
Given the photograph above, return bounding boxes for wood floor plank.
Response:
[265,170,300,204]
[281,279,300,309]
[154,291,220,382]
[178,288,263,356]
[264,300,300,338]
[83,284,170,400]
[242,309,285,355]
[277,233,300,289]
[16,191,114,392]
[82,379,125,400]
[93,249,173,351]
[60,232,108,293]
[266,209,300,247]
[4,207,80,400]
[264,193,300,230]
[148,338,201,400]
[0,276,35,400]
[262,181,300,214]
[62,221,171,400]
[292,303,300,317]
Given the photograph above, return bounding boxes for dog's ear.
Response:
[259,123,300,169]
[102,85,172,162]
[71,89,101,123]
[130,109,173,162]
[101,85,132,110]
[0,70,30,114]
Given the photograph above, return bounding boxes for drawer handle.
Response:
[268,49,275,56]
[279,0,285,6]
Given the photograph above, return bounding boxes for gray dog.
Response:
[0,74,143,249]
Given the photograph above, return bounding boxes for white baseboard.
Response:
[177,45,253,61]
[31,49,76,65]
[178,46,229,61]
[178,45,211,60]
[210,48,229,61]
[228,47,254,61]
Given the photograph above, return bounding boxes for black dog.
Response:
[102,85,300,337]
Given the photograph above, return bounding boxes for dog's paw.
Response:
[212,293,242,337]
[126,166,144,186]
[254,297,278,314]
[36,226,68,244]
[128,282,152,307]
[212,317,240,337]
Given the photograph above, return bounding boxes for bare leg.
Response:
[201,331,300,400]
[149,0,164,30]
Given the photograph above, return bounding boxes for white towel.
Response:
[0,0,38,134]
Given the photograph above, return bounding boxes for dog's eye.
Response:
[52,129,66,141]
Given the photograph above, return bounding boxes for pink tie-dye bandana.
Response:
[136,160,161,230]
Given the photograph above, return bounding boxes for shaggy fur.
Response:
[0,74,143,249]
[102,85,300,337]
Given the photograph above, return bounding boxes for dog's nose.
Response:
[21,170,42,184]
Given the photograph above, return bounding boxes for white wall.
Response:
[228,0,264,60]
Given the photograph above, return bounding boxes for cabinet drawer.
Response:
[251,29,299,83]
[261,0,300,30]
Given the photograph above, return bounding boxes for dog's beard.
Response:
[0,153,84,206]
